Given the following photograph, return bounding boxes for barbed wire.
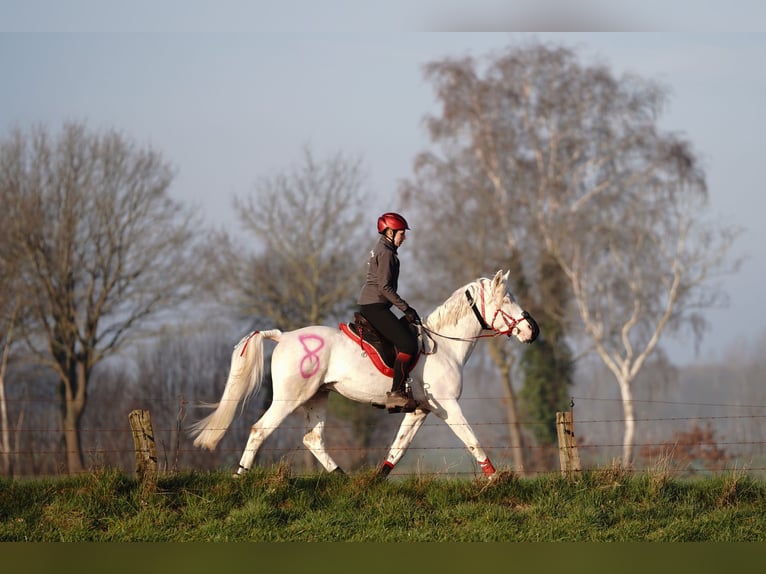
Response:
[6,413,766,436]
[3,393,766,479]
[6,406,766,432]
[3,394,766,409]
[4,429,766,456]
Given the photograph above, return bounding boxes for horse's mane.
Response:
[423,281,476,332]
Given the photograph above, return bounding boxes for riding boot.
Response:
[386,351,418,413]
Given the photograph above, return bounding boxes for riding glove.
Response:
[404,307,421,325]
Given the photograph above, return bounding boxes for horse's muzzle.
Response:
[522,311,539,344]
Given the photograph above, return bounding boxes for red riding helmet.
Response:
[377,212,410,234]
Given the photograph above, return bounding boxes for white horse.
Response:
[191,270,539,479]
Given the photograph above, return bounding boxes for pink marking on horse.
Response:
[298,334,325,378]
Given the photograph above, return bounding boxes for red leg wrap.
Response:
[479,458,496,477]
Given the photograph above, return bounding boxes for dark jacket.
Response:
[357,236,409,312]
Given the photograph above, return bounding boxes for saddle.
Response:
[339,312,421,378]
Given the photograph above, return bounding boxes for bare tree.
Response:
[0,122,203,474]
[402,41,740,468]
[207,146,370,329]
[549,162,740,465]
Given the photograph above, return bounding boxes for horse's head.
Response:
[469,270,539,344]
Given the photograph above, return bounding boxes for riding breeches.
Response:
[358,303,418,356]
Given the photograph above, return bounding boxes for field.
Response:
[2,463,766,543]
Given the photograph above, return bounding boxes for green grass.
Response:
[2,464,765,541]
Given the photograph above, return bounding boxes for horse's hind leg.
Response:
[378,410,429,476]
[236,398,304,476]
[300,391,343,474]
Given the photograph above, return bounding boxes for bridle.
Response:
[420,283,533,346]
[464,286,531,338]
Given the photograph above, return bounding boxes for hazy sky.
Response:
[1,2,764,366]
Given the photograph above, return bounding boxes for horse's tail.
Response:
[191,329,282,451]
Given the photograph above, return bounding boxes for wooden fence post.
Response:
[129,409,157,490]
[556,408,581,480]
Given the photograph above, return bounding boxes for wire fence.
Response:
[2,393,766,479]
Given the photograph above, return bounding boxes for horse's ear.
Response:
[492,270,504,290]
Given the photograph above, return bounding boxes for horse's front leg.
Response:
[378,410,429,476]
[436,398,496,479]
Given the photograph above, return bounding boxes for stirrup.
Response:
[385,390,417,414]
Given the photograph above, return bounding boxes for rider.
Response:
[358,212,421,413]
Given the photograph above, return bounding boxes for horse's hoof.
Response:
[232,465,247,479]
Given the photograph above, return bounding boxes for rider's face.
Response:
[392,229,406,247]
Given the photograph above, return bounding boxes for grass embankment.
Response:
[1,464,764,542]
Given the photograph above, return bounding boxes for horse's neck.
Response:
[429,311,482,339]
[424,295,484,359]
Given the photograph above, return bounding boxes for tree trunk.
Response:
[0,371,9,476]
[500,375,527,476]
[618,378,636,467]
[61,361,87,474]
[1,312,15,476]
[62,401,84,474]
[488,340,526,475]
